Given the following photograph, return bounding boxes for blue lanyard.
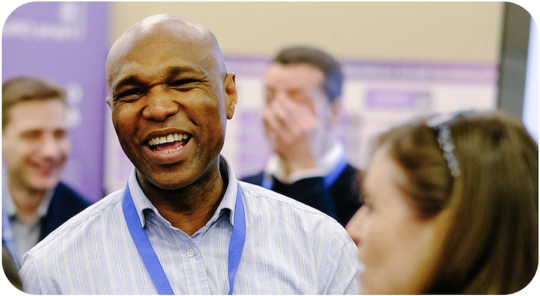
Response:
[122,183,246,295]
[262,156,348,190]
[2,198,20,269]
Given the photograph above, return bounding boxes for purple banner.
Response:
[3,2,110,201]
[367,91,417,109]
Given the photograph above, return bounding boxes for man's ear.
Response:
[106,97,112,109]
[326,97,341,127]
[223,73,237,120]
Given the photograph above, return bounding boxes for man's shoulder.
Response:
[239,171,264,185]
[238,181,341,224]
[26,188,125,255]
[338,163,363,182]
[332,163,364,197]
[53,181,93,207]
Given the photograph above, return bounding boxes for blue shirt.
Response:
[19,157,361,294]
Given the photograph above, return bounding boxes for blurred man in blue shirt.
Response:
[2,77,91,268]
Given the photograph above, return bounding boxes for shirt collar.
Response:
[127,155,239,229]
[2,174,54,219]
[264,142,345,183]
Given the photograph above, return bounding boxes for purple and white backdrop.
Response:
[3,2,109,202]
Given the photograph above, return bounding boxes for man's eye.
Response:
[21,130,41,140]
[117,89,145,100]
[171,79,198,88]
[54,130,67,139]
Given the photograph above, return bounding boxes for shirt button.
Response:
[187,248,195,258]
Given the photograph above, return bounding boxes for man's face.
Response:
[2,99,70,191]
[106,30,236,190]
[264,63,328,116]
[263,64,335,158]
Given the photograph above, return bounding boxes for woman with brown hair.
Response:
[346,111,538,294]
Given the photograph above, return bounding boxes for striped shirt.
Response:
[19,157,361,294]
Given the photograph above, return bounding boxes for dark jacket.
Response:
[38,182,92,241]
[242,164,363,227]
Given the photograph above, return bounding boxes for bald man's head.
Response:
[103,14,238,191]
[105,14,227,94]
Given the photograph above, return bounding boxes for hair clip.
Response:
[426,111,473,177]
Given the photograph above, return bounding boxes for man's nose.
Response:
[142,87,180,122]
[40,134,62,158]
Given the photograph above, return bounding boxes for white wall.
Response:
[109,2,503,63]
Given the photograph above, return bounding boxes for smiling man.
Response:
[19,15,360,294]
[2,77,91,269]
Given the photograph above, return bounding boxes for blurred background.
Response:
[1,2,537,201]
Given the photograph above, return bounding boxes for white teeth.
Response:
[162,145,184,154]
[148,133,189,146]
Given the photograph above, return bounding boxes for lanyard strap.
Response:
[122,183,246,295]
[122,185,173,295]
[227,185,246,295]
[262,156,348,190]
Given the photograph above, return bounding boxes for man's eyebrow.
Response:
[166,66,201,77]
[112,75,144,94]
[20,128,44,135]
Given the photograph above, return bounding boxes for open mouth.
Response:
[147,133,191,154]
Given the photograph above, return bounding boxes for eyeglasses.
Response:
[426,111,472,177]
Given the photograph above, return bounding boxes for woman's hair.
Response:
[374,110,538,294]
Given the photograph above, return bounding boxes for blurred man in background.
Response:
[2,77,91,268]
[242,46,363,226]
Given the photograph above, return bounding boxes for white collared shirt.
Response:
[264,142,346,184]
[20,156,361,294]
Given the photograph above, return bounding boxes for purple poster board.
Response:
[2,2,110,201]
